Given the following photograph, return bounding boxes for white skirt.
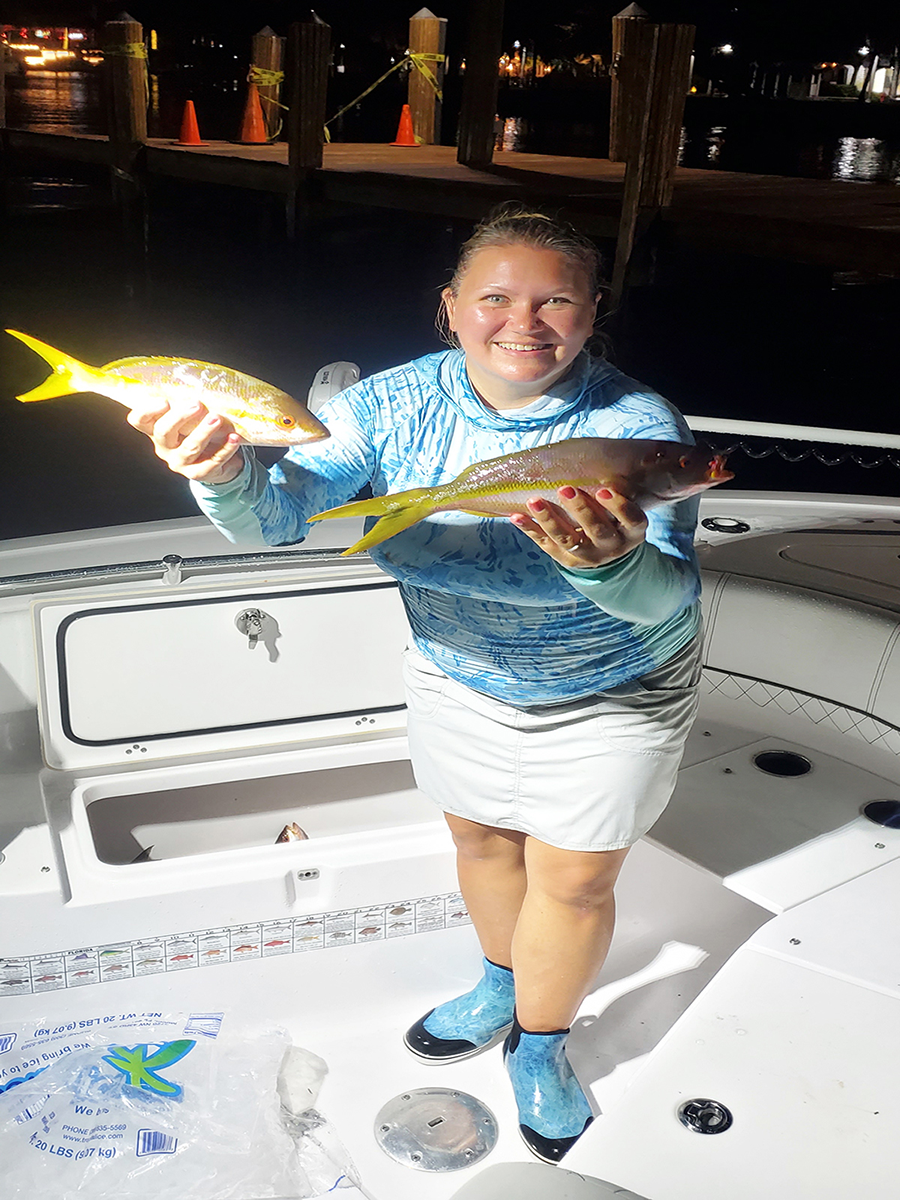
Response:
[403,635,701,853]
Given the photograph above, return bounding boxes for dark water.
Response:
[3,75,900,541]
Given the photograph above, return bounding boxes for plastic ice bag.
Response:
[0,1010,345,1199]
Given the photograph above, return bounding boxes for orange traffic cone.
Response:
[390,104,419,147]
[238,83,268,144]
[174,100,207,146]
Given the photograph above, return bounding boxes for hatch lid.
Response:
[34,571,409,770]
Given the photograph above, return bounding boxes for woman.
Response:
[128,206,702,1164]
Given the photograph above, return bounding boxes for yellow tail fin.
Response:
[341,506,436,556]
[6,330,103,402]
[308,488,436,556]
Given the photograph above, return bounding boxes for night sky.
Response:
[4,1,899,64]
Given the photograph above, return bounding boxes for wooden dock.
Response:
[5,129,900,275]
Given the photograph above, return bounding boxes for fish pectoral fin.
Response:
[7,329,101,402]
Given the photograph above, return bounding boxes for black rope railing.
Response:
[705,439,900,471]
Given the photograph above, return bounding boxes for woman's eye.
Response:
[544,297,572,306]
[481,294,508,303]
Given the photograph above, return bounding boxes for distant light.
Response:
[34,29,49,38]
[513,40,521,49]
[690,85,697,93]
[859,45,870,55]
[68,31,85,41]
[718,43,733,54]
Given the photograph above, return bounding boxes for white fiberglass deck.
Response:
[0,837,768,1199]
[2,492,900,1198]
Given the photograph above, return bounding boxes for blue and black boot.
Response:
[503,1012,594,1163]
[404,957,515,1062]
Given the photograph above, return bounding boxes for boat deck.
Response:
[0,836,769,1199]
[3,495,900,1197]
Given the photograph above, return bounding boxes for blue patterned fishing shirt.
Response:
[192,349,702,705]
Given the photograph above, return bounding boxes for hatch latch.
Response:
[235,607,266,649]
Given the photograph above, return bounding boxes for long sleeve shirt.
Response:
[192,349,701,705]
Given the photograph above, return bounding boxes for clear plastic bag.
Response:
[0,1011,360,1199]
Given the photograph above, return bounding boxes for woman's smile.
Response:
[442,243,599,410]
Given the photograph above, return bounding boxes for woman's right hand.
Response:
[126,400,245,484]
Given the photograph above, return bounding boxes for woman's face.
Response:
[443,242,598,410]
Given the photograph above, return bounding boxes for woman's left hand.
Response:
[510,486,648,569]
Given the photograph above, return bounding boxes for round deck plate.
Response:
[374,1087,498,1172]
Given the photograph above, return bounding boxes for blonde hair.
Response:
[437,203,605,348]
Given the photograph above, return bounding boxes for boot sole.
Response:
[517,1115,594,1164]
[403,1021,513,1064]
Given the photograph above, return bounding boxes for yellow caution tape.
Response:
[408,52,445,100]
[324,50,446,139]
[249,65,285,89]
[103,42,148,58]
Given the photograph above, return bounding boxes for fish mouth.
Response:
[707,454,734,482]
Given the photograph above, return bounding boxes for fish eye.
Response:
[280,415,295,427]
[679,455,691,468]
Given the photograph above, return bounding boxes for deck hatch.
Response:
[34,575,410,768]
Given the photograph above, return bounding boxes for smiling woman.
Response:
[440,243,599,411]
[126,201,705,1164]
[438,208,603,412]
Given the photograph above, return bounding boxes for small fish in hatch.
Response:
[276,822,309,843]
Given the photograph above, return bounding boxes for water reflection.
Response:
[706,126,726,164]
[832,137,900,184]
[5,70,105,134]
[681,124,900,184]
[500,116,527,152]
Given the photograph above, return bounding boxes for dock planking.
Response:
[5,129,900,275]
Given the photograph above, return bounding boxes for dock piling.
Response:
[251,26,286,142]
[407,8,447,146]
[103,15,149,243]
[610,16,694,307]
[0,38,6,130]
[0,41,6,219]
[285,14,331,238]
[456,0,505,168]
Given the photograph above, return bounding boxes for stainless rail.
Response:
[0,547,357,595]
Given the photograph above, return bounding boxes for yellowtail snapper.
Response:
[310,437,733,556]
[6,329,329,447]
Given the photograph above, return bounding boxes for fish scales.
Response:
[309,436,733,556]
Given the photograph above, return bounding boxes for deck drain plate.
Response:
[374,1087,498,1172]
